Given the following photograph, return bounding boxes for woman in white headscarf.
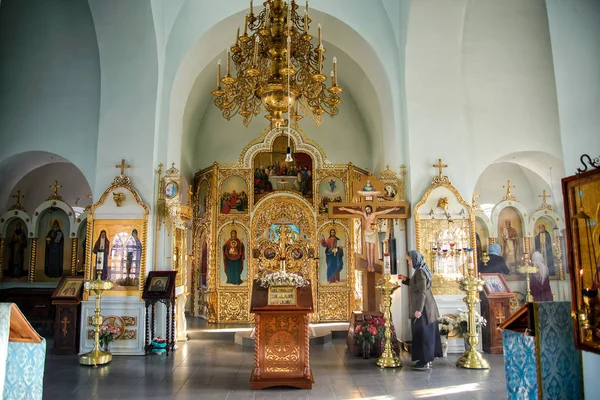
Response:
[530,251,553,301]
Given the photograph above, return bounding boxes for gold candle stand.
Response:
[517,252,538,303]
[457,265,490,369]
[376,273,401,368]
[79,278,115,367]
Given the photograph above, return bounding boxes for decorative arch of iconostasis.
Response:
[84,174,150,299]
[0,199,88,282]
[414,167,476,295]
[473,195,566,281]
[191,126,367,323]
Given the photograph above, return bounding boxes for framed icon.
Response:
[142,271,177,300]
[165,181,179,199]
[52,276,84,300]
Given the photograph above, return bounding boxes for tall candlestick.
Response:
[235,26,240,46]
[253,35,259,66]
[318,23,322,45]
[333,56,337,85]
[318,44,323,73]
[217,59,221,86]
[226,49,231,75]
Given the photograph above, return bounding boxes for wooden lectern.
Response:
[250,280,314,390]
[479,273,513,354]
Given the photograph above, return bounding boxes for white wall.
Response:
[7,163,92,212]
[0,0,100,187]
[475,162,556,213]
[193,88,371,170]
[405,0,562,206]
[546,0,600,397]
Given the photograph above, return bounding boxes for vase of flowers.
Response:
[258,271,309,288]
[455,309,487,350]
[99,324,120,352]
[437,315,455,357]
[355,317,386,359]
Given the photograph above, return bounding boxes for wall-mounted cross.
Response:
[503,180,515,195]
[433,158,448,177]
[50,180,62,196]
[12,190,24,204]
[115,159,131,175]
[539,190,551,203]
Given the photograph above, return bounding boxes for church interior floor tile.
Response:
[42,338,507,399]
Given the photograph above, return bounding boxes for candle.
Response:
[266,4,270,27]
[287,2,292,29]
[287,35,291,66]
[244,13,248,35]
[96,251,104,279]
[217,59,221,86]
[580,268,584,305]
[318,44,323,73]
[333,56,337,85]
[250,0,253,15]
[253,35,260,66]
[235,26,240,46]
[304,8,308,32]
[226,48,231,75]
[318,23,322,45]
[330,70,334,85]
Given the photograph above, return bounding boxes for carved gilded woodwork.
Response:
[317,291,350,322]
[414,163,476,295]
[219,291,249,322]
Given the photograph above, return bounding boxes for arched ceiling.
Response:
[181,39,381,172]
[158,0,406,178]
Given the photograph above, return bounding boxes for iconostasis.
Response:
[190,127,392,323]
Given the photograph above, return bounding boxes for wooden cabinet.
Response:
[480,273,514,354]
[250,281,313,390]
[0,288,55,337]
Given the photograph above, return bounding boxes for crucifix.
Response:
[115,159,131,176]
[61,316,70,337]
[50,180,62,196]
[433,158,448,178]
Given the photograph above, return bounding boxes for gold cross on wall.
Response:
[50,180,62,195]
[503,180,515,195]
[12,190,23,204]
[115,159,131,175]
[433,158,448,177]
[539,190,551,203]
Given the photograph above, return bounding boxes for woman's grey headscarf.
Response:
[408,250,433,282]
[488,244,501,256]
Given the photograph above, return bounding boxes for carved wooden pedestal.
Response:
[250,281,314,390]
[480,273,514,354]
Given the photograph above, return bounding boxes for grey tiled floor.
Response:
[43,338,507,399]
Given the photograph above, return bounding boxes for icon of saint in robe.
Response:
[45,220,64,278]
[9,222,27,278]
[321,229,344,283]
[223,230,244,285]
[93,230,110,280]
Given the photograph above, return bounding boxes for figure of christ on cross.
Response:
[338,205,400,272]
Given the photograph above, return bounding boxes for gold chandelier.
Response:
[212,0,343,128]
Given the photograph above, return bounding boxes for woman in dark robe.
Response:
[92,230,110,280]
[530,251,553,301]
[479,244,510,275]
[398,250,443,370]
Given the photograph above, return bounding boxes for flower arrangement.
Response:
[99,324,120,350]
[152,336,167,349]
[438,315,456,337]
[354,317,386,344]
[259,271,309,288]
[455,309,487,335]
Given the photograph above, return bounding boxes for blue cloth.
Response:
[488,244,501,256]
[408,250,432,282]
